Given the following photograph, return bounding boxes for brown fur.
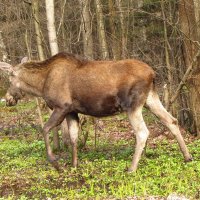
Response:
[0,52,192,172]
[14,52,155,117]
[20,52,87,70]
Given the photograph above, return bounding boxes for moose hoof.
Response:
[185,156,193,162]
[127,167,137,173]
[51,160,60,171]
[48,154,59,162]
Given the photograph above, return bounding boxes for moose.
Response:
[0,52,192,172]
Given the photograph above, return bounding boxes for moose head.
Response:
[0,57,28,106]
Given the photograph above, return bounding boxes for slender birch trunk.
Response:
[161,0,172,111]
[45,0,59,56]
[0,31,9,62]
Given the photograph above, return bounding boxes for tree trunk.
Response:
[179,0,200,136]
[31,0,46,128]
[95,0,109,59]
[116,0,126,58]
[32,0,45,60]
[45,0,59,56]
[57,0,69,52]
[108,0,121,60]
[135,0,147,42]
[161,0,172,111]
[79,0,94,59]
[193,0,200,39]
[0,31,9,62]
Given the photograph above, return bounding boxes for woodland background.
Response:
[0,0,200,199]
[0,0,200,136]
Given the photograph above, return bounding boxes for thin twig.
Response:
[170,49,200,105]
[57,0,67,35]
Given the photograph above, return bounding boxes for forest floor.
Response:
[0,100,200,200]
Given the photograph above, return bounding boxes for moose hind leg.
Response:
[66,113,79,168]
[146,90,192,161]
[128,105,149,172]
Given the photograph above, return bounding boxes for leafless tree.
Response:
[95,0,109,59]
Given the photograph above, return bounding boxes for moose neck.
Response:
[17,68,48,97]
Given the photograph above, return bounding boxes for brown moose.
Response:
[0,52,192,172]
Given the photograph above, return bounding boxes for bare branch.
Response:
[57,0,67,35]
[170,49,200,105]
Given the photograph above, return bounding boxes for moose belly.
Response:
[73,94,123,117]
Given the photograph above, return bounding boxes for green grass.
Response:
[0,100,200,199]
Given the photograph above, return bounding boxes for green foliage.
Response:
[0,137,200,199]
[0,101,200,199]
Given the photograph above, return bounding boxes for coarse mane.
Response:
[20,52,88,70]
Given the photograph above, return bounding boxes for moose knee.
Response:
[136,130,149,146]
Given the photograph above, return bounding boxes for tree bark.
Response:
[79,0,94,59]
[193,0,200,39]
[32,0,45,60]
[108,0,120,60]
[116,0,126,58]
[161,0,172,111]
[95,0,109,59]
[0,31,9,62]
[45,0,59,56]
[31,0,46,128]
[57,0,70,52]
[179,0,200,136]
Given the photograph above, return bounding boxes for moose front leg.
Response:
[43,108,67,169]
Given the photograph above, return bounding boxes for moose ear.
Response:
[0,62,14,74]
[21,56,29,63]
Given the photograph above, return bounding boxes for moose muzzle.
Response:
[5,92,18,106]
